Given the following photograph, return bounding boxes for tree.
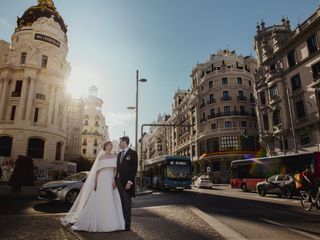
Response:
[70,155,93,172]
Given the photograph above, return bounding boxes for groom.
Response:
[116,136,138,231]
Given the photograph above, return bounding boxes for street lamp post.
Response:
[135,70,147,151]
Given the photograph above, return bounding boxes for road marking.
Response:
[189,205,248,240]
[261,218,320,240]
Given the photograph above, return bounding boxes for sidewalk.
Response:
[0,205,226,240]
[0,185,248,240]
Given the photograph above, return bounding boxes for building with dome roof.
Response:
[0,0,71,174]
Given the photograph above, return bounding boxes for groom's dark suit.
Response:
[116,148,138,230]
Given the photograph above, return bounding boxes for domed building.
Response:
[0,0,71,175]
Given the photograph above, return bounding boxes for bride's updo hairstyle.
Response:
[103,141,112,151]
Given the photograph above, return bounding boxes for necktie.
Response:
[120,151,125,164]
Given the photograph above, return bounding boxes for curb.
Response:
[188,205,248,240]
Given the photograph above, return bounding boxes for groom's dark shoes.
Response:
[125,224,130,231]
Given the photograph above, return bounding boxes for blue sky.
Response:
[0,0,318,143]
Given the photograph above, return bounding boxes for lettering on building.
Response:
[34,33,60,48]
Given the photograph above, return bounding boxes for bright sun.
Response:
[67,63,97,98]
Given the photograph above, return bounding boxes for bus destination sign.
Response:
[169,161,187,165]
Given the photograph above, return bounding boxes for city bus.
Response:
[230,152,320,192]
[143,155,192,190]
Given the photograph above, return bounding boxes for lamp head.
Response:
[139,78,147,83]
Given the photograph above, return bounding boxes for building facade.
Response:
[254,8,320,155]
[190,50,259,183]
[142,50,260,183]
[80,86,109,161]
[0,0,71,170]
[64,98,84,161]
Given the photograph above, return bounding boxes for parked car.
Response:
[194,176,213,189]
[256,174,298,198]
[38,171,89,204]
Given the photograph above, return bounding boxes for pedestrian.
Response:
[116,136,138,231]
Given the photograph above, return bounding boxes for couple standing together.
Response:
[61,136,137,232]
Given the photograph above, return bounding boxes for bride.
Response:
[61,141,125,232]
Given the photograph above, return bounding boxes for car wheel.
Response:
[241,183,248,192]
[258,186,266,196]
[66,189,79,204]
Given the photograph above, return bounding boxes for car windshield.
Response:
[64,172,87,181]
[201,178,210,181]
[268,175,277,182]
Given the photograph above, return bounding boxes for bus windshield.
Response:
[167,165,191,180]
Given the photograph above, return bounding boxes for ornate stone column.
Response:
[17,77,28,120]
[25,77,36,121]
[47,85,55,125]
[0,79,9,120]
[53,86,59,126]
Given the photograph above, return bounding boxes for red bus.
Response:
[230,152,320,192]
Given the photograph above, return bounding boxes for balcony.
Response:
[265,69,283,82]
[11,91,21,97]
[82,131,103,136]
[269,95,281,106]
[273,124,283,134]
[221,96,232,101]
[311,72,320,88]
[293,112,320,128]
[207,99,216,105]
[206,111,250,120]
[35,93,46,100]
[237,96,247,101]
[200,103,205,109]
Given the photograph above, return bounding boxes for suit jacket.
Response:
[116,148,138,197]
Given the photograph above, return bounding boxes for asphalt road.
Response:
[1,186,320,240]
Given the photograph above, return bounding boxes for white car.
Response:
[194,176,213,189]
[39,171,89,204]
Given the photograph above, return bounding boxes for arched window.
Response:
[55,142,62,160]
[27,138,45,158]
[0,136,13,157]
[84,120,88,126]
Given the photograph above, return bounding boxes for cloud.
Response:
[106,111,135,127]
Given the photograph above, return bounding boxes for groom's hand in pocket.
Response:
[125,182,132,190]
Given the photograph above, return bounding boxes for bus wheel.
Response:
[258,187,266,197]
[241,183,248,192]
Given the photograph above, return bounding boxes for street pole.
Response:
[135,70,139,152]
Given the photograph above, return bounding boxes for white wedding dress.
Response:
[61,154,125,232]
